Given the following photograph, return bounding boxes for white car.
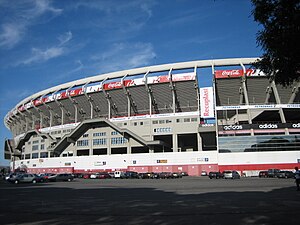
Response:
[90,173,100,179]
[223,170,240,179]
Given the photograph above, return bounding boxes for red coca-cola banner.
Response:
[215,69,263,79]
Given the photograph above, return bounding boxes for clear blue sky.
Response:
[0,0,262,166]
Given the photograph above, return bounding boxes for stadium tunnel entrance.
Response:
[178,133,198,151]
[154,135,172,153]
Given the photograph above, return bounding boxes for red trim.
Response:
[23,162,300,176]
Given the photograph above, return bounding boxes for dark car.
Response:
[180,172,189,176]
[124,171,139,179]
[258,171,268,178]
[98,172,111,179]
[48,173,74,182]
[159,172,173,179]
[8,173,38,184]
[267,169,281,178]
[138,172,153,179]
[33,174,46,182]
[171,172,182,178]
[277,171,295,179]
[208,171,223,179]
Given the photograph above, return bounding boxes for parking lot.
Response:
[0,176,299,225]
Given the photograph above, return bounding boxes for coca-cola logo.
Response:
[221,70,242,76]
[107,82,122,89]
[258,124,278,129]
[223,125,243,130]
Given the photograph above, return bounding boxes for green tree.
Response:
[251,0,300,86]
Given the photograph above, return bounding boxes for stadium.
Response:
[4,57,300,176]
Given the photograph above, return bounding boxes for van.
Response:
[114,171,125,179]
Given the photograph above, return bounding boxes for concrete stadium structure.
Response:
[4,58,300,176]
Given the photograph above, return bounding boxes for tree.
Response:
[251,0,300,86]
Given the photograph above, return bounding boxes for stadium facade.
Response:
[4,58,300,176]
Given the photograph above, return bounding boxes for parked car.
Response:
[180,172,189,176]
[124,171,139,179]
[267,169,281,178]
[39,173,55,181]
[114,171,126,179]
[8,173,38,184]
[258,171,268,178]
[171,172,182,178]
[48,173,74,182]
[277,171,295,179]
[98,172,111,179]
[159,172,173,179]
[90,173,100,179]
[33,174,46,182]
[201,171,208,176]
[83,174,90,179]
[208,171,223,179]
[138,172,153,179]
[223,170,240,179]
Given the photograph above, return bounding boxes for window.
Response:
[111,137,128,145]
[33,140,39,144]
[176,119,180,123]
[166,120,172,123]
[25,154,30,159]
[124,123,127,126]
[82,133,89,138]
[32,145,39,151]
[134,122,137,126]
[93,138,107,146]
[32,153,39,159]
[40,144,45,150]
[152,120,158,124]
[191,118,198,122]
[111,131,119,135]
[77,140,89,146]
[159,120,165,124]
[40,152,48,158]
[93,132,106,137]
[140,122,144,125]
[184,118,191,122]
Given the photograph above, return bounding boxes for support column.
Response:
[127,138,131,154]
[172,133,178,152]
[197,133,202,151]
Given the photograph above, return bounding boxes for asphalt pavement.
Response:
[0,177,299,225]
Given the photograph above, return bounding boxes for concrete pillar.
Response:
[172,133,178,152]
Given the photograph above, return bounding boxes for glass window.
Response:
[184,118,191,122]
[93,138,107,146]
[40,152,48,158]
[32,145,39,151]
[32,153,39,159]
[111,137,128,145]
[77,140,89,146]
[219,135,300,153]
[152,120,158,124]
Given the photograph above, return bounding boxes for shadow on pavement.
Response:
[0,182,299,225]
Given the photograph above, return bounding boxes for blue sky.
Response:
[0,0,262,166]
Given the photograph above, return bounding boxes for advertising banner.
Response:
[200,87,214,118]
[214,69,265,79]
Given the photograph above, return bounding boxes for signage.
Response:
[200,87,214,118]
